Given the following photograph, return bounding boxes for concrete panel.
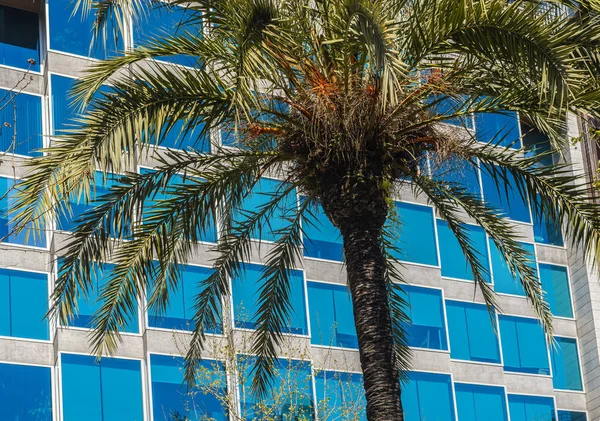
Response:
[0,338,54,366]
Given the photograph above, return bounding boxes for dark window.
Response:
[0,5,40,71]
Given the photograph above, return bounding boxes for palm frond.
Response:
[411,172,553,337]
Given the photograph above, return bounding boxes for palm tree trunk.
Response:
[340,220,404,421]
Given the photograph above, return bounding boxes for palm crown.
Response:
[10,0,600,419]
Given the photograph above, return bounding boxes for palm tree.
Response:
[11,0,600,419]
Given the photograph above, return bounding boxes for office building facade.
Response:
[0,0,597,420]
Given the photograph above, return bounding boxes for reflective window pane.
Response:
[499,315,550,375]
[402,372,455,421]
[401,285,448,350]
[481,164,531,223]
[558,411,587,421]
[49,0,123,59]
[389,202,438,266]
[132,2,201,67]
[235,178,298,242]
[0,268,49,340]
[232,263,308,335]
[61,354,144,421]
[0,362,52,421]
[475,111,521,149]
[307,281,357,349]
[314,371,366,421]
[140,168,218,243]
[446,300,500,363]
[508,394,556,421]
[238,356,313,421]
[150,354,227,421]
[0,5,40,71]
[539,264,573,318]
[148,264,221,333]
[302,200,343,261]
[58,260,139,333]
[491,241,537,296]
[551,337,583,391]
[437,220,490,282]
[0,176,46,247]
[0,89,42,156]
[455,383,508,421]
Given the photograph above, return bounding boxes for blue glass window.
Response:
[401,285,448,350]
[57,171,122,232]
[481,165,531,223]
[523,125,554,168]
[431,155,481,197]
[0,89,42,156]
[402,371,455,421]
[0,268,48,340]
[534,211,564,246]
[551,337,583,391]
[491,240,537,296]
[302,200,343,262]
[238,356,313,420]
[58,260,139,333]
[558,411,587,421]
[152,118,210,152]
[48,0,123,59]
[235,178,298,242]
[0,176,47,248]
[508,394,556,421]
[446,301,500,363]
[0,5,40,71]
[50,74,112,135]
[0,362,52,420]
[141,169,217,243]
[133,3,200,67]
[499,315,550,375]
[455,383,508,421]
[539,264,573,318]
[475,111,521,149]
[61,354,144,421]
[437,220,490,282]
[314,371,366,421]
[429,95,474,129]
[232,263,308,335]
[148,264,221,333]
[307,282,357,349]
[531,194,564,246]
[150,354,227,421]
[390,202,438,266]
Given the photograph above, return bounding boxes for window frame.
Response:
[306,279,358,350]
[0,359,55,421]
[445,298,503,366]
[230,261,311,338]
[0,174,49,250]
[138,165,219,245]
[147,351,228,421]
[145,261,224,336]
[550,335,585,393]
[401,283,451,353]
[58,351,147,421]
[0,266,51,342]
[453,381,510,421]
[498,314,552,377]
[506,392,559,421]
[0,84,45,158]
[54,259,142,335]
[537,260,575,320]
[0,3,43,74]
